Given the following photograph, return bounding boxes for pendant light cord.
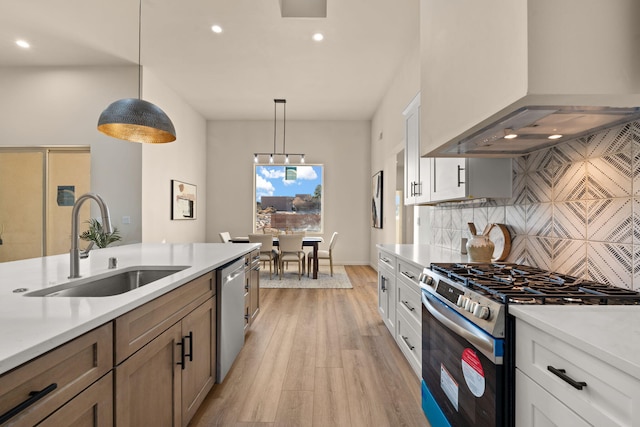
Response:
[137,0,142,100]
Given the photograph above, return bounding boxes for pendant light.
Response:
[97,0,176,143]
[253,99,305,163]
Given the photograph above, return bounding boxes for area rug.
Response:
[260,265,352,289]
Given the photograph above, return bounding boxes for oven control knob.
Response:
[473,305,490,320]
[468,301,478,313]
[456,295,466,307]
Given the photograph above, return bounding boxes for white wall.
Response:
[369,42,421,267]
[0,65,143,244]
[206,120,371,265]
[141,68,208,243]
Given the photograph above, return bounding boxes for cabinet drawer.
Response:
[0,323,112,427]
[378,251,396,272]
[39,372,113,427]
[516,320,640,426]
[115,272,215,364]
[516,368,590,427]
[396,312,421,378]
[396,260,421,288]
[397,278,421,326]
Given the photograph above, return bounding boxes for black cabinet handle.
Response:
[401,271,415,280]
[184,331,193,362]
[547,365,587,390]
[457,165,465,187]
[0,383,57,424]
[401,300,415,311]
[177,339,186,370]
[380,276,387,292]
[401,335,415,351]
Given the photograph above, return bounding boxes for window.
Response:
[254,164,323,233]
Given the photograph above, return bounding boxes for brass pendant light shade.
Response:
[97,0,176,144]
[97,98,176,143]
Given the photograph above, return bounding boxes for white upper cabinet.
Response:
[404,93,431,205]
[430,158,512,203]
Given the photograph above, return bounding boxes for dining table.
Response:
[230,236,324,279]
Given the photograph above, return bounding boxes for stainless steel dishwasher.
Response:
[216,257,245,382]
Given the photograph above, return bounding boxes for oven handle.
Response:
[422,290,495,358]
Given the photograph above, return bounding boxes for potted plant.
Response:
[80,218,122,248]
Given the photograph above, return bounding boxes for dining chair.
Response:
[248,233,278,279]
[219,231,231,243]
[277,234,305,280]
[308,232,339,276]
[263,227,281,236]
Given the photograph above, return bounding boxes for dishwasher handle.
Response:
[223,264,245,285]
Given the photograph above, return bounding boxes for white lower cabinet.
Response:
[515,318,640,426]
[516,369,590,427]
[378,249,423,378]
[377,251,396,335]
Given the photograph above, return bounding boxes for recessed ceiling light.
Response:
[211,25,223,34]
[16,40,30,48]
[548,134,563,140]
[312,33,324,42]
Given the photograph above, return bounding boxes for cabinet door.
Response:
[378,267,396,335]
[431,157,466,202]
[181,298,216,426]
[516,369,590,427]
[249,263,260,323]
[404,93,425,205]
[115,323,182,427]
[38,372,113,427]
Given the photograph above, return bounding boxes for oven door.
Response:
[421,288,504,427]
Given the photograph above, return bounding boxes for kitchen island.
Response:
[0,242,258,375]
[0,242,259,426]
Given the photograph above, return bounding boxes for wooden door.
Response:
[115,323,182,427]
[181,298,216,426]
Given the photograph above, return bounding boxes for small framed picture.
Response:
[171,179,197,220]
[372,170,383,228]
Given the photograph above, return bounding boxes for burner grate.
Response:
[430,262,640,305]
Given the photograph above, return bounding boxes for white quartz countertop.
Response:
[0,242,258,375]
[510,305,640,381]
[377,244,469,267]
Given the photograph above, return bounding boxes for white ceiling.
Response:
[0,0,419,120]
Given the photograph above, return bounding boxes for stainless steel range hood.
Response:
[440,104,640,156]
[421,0,640,158]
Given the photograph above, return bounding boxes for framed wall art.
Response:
[372,170,383,228]
[171,179,196,220]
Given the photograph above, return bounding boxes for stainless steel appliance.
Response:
[420,262,640,427]
[217,257,246,383]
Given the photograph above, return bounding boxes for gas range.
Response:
[420,262,640,339]
[419,262,640,426]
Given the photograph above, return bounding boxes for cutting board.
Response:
[489,223,511,261]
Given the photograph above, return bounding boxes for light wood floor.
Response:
[189,265,428,427]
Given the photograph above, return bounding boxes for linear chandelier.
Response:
[254,99,304,164]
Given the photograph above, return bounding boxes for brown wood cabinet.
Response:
[114,272,217,427]
[0,324,112,427]
[39,372,113,427]
[2,265,229,427]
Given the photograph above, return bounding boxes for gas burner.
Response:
[430,262,640,306]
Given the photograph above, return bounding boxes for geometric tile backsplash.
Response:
[427,120,640,290]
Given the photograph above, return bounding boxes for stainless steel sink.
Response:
[25,266,190,297]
